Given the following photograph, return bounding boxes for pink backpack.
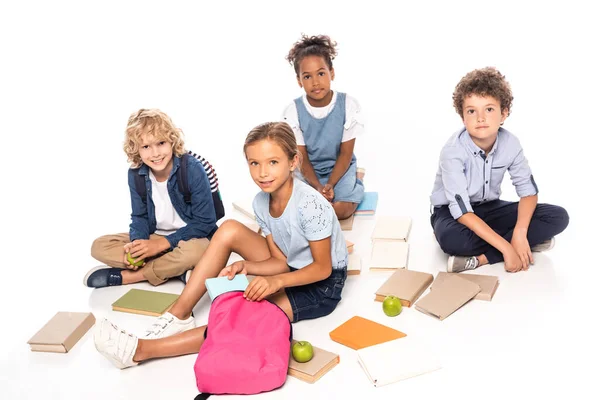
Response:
[194,291,292,398]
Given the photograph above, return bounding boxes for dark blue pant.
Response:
[430,200,569,264]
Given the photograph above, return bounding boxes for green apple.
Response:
[382,295,402,317]
[292,341,314,363]
[127,252,144,267]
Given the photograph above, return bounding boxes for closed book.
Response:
[371,216,412,242]
[339,214,354,231]
[205,274,249,301]
[354,192,378,216]
[347,253,362,275]
[111,289,179,317]
[288,341,340,383]
[374,269,434,307]
[414,274,481,320]
[431,272,499,301]
[28,312,95,353]
[370,241,409,271]
[232,198,256,220]
[329,316,406,350]
[357,337,441,387]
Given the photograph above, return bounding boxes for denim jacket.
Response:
[127,154,218,249]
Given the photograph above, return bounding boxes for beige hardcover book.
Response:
[346,239,354,254]
[348,253,362,275]
[339,214,354,231]
[28,312,96,353]
[431,272,499,301]
[288,341,340,383]
[374,269,434,307]
[232,198,256,220]
[371,216,412,242]
[414,274,481,320]
[370,241,409,271]
[357,337,441,387]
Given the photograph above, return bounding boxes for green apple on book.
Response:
[292,341,314,363]
[127,252,144,267]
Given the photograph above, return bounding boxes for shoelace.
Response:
[144,314,174,336]
[465,257,479,270]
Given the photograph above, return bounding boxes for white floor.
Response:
[2,1,599,399]
[3,204,597,400]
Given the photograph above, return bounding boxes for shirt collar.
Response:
[460,127,500,158]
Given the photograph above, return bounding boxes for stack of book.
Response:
[369,216,412,271]
[354,192,378,216]
[414,272,499,320]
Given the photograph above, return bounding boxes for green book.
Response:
[111,289,179,317]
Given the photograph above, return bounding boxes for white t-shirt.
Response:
[149,170,187,236]
[281,91,365,146]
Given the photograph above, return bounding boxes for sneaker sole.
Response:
[447,256,455,272]
[83,265,110,287]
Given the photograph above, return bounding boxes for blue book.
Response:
[205,274,249,301]
[355,192,379,215]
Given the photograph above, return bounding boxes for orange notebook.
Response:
[329,316,407,350]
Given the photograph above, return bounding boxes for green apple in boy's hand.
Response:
[127,252,144,267]
[382,295,402,317]
[292,341,314,363]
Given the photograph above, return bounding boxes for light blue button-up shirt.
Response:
[430,127,538,219]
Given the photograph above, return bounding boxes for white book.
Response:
[347,253,362,275]
[232,198,256,220]
[370,241,409,271]
[371,216,412,242]
[357,337,441,387]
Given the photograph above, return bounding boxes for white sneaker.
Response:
[94,318,139,369]
[144,312,196,339]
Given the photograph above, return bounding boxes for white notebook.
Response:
[371,216,412,242]
[370,241,409,271]
[232,198,256,220]
[357,337,441,387]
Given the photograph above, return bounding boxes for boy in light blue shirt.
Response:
[430,67,569,273]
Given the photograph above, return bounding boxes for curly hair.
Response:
[123,109,186,168]
[453,67,514,118]
[243,122,303,170]
[286,34,338,76]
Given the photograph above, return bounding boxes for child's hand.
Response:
[322,184,334,202]
[244,276,281,302]
[218,261,247,280]
[511,232,533,270]
[502,246,524,273]
[122,243,139,270]
[129,238,167,260]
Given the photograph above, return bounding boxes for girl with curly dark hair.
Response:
[282,34,365,220]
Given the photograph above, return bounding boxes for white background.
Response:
[1,1,598,399]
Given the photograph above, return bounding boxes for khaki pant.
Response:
[90,233,209,286]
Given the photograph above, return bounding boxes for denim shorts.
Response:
[285,267,347,322]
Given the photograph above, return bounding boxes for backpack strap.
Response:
[177,153,192,204]
[133,172,146,203]
[194,394,211,400]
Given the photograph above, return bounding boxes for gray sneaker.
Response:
[531,237,555,252]
[447,255,479,273]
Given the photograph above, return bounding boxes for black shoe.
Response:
[84,266,123,288]
[174,270,192,285]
